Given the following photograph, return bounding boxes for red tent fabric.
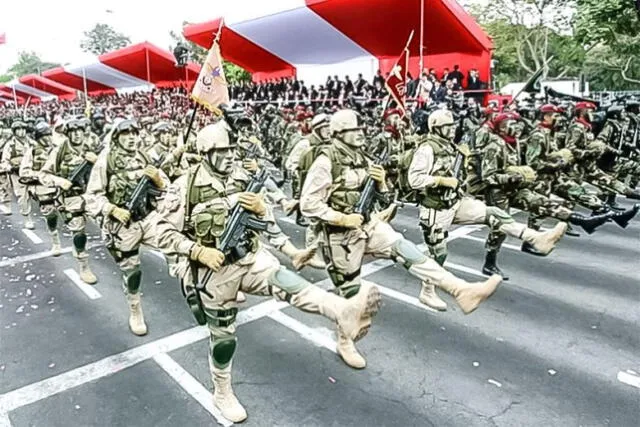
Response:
[19,74,76,100]
[183,0,492,83]
[42,67,116,95]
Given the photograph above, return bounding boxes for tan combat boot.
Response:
[212,365,247,423]
[337,331,367,369]
[49,230,62,257]
[236,291,247,303]
[419,282,447,311]
[24,216,35,230]
[126,292,148,336]
[279,240,318,271]
[77,256,97,284]
[522,222,567,255]
[437,274,502,314]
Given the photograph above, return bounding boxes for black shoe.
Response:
[296,211,309,227]
[568,212,610,234]
[565,224,581,237]
[609,204,640,228]
[482,251,509,281]
[606,194,626,210]
[521,241,546,256]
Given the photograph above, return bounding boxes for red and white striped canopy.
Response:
[184,0,492,84]
[43,42,201,96]
[0,74,76,103]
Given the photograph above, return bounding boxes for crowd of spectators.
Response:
[1,65,488,122]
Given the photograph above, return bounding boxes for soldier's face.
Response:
[159,132,171,146]
[40,135,52,146]
[69,129,84,144]
[341,128,365,148]
[316,126,330,142]
[437,124,456,141]
[387,114,401,129]
[14,128,26,138]
[117,131,139,152]
[208,147,235,175]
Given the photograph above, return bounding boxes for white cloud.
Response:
[0,0,247,73]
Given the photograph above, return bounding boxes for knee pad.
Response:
[45,212,58,232]
[268,267,310,295]
[210,335,237,369]
[123,268,142,294]
[73,232,87,252]
[485,206,514,228]
[392,238,428,268]
[430,243,448,266]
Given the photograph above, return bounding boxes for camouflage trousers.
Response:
[612,158,640,188]
[584,166,629,195]
[552,175,604,211]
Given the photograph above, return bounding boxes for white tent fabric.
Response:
[64,62,154,93]
[6,81,56,101]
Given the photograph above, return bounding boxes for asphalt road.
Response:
[0,196,638,427]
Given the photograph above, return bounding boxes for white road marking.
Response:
[458,235,522,252]
[0,298,285,413]
[21,229,43,244]
[268,311,337,353]
[278,216,296,225]
[377,286,437,313]
[148,249,165,260]
[153,353,233,427]
[0,413,11,427]
[0,247,74,268]
[63,269,102,300]
[443,261,487,279]
[617,371,640,389]
[0,205,10,215]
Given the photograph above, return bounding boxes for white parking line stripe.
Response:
[153,353,233,427]
[63,269,102,300]
[617,371,640,389]
[0,247,73,268]
[458,235,522,251]
[21,229,43,244]
[268,311,337,353]
[0,413,12,427]
[0,298,286,413]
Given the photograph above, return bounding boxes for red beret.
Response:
[575,102,596,111]
[383,108,402,121]
[295,112,307,121]
[539,104,560,113]
[483,106,501,115]
[493,112,519,125]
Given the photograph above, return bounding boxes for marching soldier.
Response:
[0,120,36,227]
[301,109,503,366]
[19,122,62,254]
[155,121,381,422]
[479,112,613,276]
[408,109,566,310]
[85,119,169,336]
[40,119,99,284]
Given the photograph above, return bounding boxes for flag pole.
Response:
[12,84,18,112]
[419,0,425,74]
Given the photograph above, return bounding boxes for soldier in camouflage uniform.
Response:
[526,105,638,231]
[155,121,381,422]
[85,119,169,336]
[0,120,36,226]
[473,106,501,150]
[19,122,63,254]
[0,121,14,214]
[479,112,611,276]
[565,102,640,205]
[40,119,99,284]
[623,99,640,189]
[408,109,566,310]
[301,109,502,367]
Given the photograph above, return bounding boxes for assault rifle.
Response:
[195,168,270,294]
[67,142,105,190]
[353,145,389,223]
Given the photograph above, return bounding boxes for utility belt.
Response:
[420,188,459,210]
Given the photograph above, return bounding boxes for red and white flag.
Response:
[384,31,413,118]
[0,33,6,45]
[191,39,229,114]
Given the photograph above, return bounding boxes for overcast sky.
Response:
[0,0,248,74]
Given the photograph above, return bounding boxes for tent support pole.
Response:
[145,49,151,83]
[12,84,18,112]
[419,0,425,74]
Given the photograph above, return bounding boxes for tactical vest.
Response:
[32,142,50,172]
[323,143,369,214]
[8,138,27,170]
[56,141,85,180]
[105,149,149,208]
[416,135,459,209]
[185,164,259,256]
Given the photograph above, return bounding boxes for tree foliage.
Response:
[6,51,59,78]
[169,23,251,84]
[465,0,640,91]
[80,23,131,55]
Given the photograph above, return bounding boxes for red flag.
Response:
[191,40,229,114]
[384,33,413,118]
[0,33,6,45]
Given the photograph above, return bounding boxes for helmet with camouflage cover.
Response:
[111,119,141,152]
[428,109,456,140]
[195,121,235,175]
[311,113,330,143]
[330,109,365,148]
[34,122,52,140]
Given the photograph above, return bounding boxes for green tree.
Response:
[0,74,12,83]
[7,51,59,78]
[80,23,131,55]
[169,23,251,84]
